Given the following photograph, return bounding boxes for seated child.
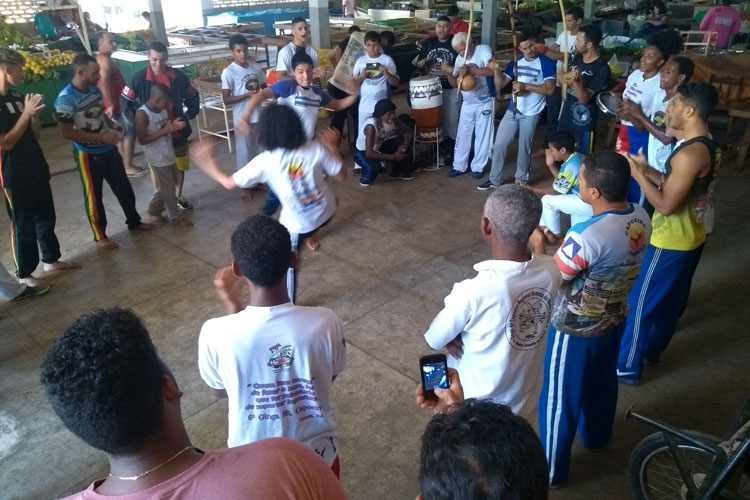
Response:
[354,99,414,186]
[531,132,590,246]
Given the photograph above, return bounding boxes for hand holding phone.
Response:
[416,366,464,414]
[419,354,450,400]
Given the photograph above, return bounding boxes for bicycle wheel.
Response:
[629,431,719,500]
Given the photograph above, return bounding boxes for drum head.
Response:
[596,92,622,115]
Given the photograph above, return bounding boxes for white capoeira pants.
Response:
[452,99,494,173]
[540,193,593,236]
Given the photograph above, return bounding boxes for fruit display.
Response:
[18,49,76,82]
[0,22,32,48]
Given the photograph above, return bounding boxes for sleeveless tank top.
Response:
[651,136,716,251]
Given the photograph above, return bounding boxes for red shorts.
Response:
[331,455,340,479]
[615,125,630,154]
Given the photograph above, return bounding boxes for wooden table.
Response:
[257,36,293,68]
[689,54,750,103]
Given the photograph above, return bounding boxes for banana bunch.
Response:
[19,50,75,81]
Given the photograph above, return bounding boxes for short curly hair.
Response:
[231,215,292,287]
[419,399,549,500]
[40,308,167,455]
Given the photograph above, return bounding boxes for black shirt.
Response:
[559,53,610,131]
[338,36,350,51]
[418,37,458,89]
[0,90,50,191]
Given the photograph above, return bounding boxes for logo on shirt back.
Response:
[507,287,554,351]
[267,343,295,372]
[626,220,647,252]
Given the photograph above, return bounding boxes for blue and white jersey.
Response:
[271,79,332,140]
[54,83,114,154]
[552,153,584,195]
[552,204,651,337]
[504,54,556,115]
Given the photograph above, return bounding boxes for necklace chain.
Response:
[108,446,194,481]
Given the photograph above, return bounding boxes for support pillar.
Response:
[309,0,331,49]
[481,0,498,50]
[148,0,168,45]
[584,0,595,19]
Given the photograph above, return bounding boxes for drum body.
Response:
[409,75,444,131]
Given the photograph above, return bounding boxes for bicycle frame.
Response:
[626,399,750,500]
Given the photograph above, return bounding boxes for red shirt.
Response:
[451,18,470,35]
[98,57,126,116]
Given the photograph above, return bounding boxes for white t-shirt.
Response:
[271,79,332,140]
[554,30,577,71]
[453,44,494,104]
[353,53,397,143]
[276,43,320,74]
[647,89,674,174]
[232,141,342,234]
[198,303,347,466]
[621,70,662,127]
[221,61,267,124]
[424,256,562,425]
[504,54,556,116]
[136,104,174,167]
[355,116,397,151]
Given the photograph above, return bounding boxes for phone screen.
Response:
[422,361,449,392]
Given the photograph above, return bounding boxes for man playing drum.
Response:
[444,33,496,179]
[416,16,459,160]
[479,30,556,190]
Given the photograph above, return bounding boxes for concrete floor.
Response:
[1,98,749,500]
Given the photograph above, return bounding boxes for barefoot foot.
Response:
[43,260,81,272]
[132,222,156,231]
[21,275,50,287]
[304,237,321,251]
[97,238,119,250]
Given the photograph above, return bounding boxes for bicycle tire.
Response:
[629,430,719,500]
[629,430,750,500]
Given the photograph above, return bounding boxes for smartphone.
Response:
[419,354,450,400]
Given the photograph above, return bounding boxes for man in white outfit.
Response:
[444,33,495,179]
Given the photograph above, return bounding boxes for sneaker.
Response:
[400,172,415,180]
[176,195,193,210]
[617,369,641,386]
[359,179,372,187]
[471,171,483,179]
[477,181,498,191]
[12,284,51,301]
[447,169,465,178]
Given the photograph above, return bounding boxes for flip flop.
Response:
[126,167,147,178]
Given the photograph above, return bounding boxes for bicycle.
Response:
[627,398,750,499]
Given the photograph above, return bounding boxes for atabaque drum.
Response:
[409,75,444,132]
